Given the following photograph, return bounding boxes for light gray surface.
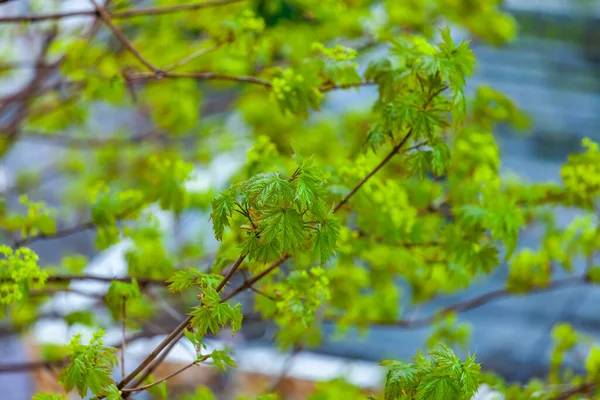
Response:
[0,338,34,400]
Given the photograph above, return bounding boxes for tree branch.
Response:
[319,81,377,92]
[368,276,586,329]
[111,85,446,396]
[29,288,105,300]
[90,0,161,74]
[120,331,187,398]
[116,253,246,390]
[127,71,272,87]
[45,274,167,286]
[0,0,246,24]
[11,221,96,249]
[11,201,143,249]
[333,130,413,213]
[0,331,156,373]
[122,300,127,380]
[122,355,209,393]
[551,382,596,400]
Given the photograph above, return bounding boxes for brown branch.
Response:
[319,81,377,92]
[19,130,169,148]
[332,86,447,214]
[120,330,186,399]
[0,330,156,373]
[333,130,413,213]
[11,201,143,249]
[11,220,96,249]
[222,257,287,302]
[369,276,586,329]
[552,382,596,400]
[1,29,59,148]
[216,254,246,291]
[0,0,246,24]
[90,0,160,74]
[122,299,127,380]
[112,84,447,396]
[0,81,83,108]
[45,274,167,286]
[116,253,246,390]
[127,71,272,87]
[29,288,105,300]
[122,355,209,393]
[117,256,246,396]
[241,269,277,301]
[163,42,227,72]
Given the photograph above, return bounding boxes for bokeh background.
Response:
[1,0,600,399]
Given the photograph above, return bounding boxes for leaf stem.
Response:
[121,355,209,393]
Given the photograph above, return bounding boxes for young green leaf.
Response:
[211,190,236,241]
[312,215,341,265]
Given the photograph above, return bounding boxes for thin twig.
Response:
[116,253,246,390]
[121,356,209,393]
[266,345,301,394]
[163,43,225,72]
[0,0,246,24]
[1,29,59,149]
[120,330,186,398]
[90,0,161,74]
[119,255,247,392]
[0,331,157,373]
[122,299,127,380]
[11,221,95,249]
[551,382,596,400]
[241,269,277,301]
[216,254,246,291]
[29,288,105,300]
[333,130,413,213]
[45,274,166,286]
[319,81,377,92]
[369,276,586,329]
[113,85,447,395]
[11,201,143,249]
[127,71,272,87]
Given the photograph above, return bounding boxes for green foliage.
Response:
[561,137,600,207]
[210,348,237,371]
[1,195,56,237]
[7,1,599,399]
[211,154,339,265]
[142,375,168,400]
[307,379,365,399]
[167,269,222,293]
[32,394,67,400]
[270,67,323,117]
[189,280,243,336]
[105,280,142,321]
[180,386,218,400]
[64,310,95,327]
[549,323,578,384]
[58,330,118,397]
[0,246,46,307]
[382,346,480,400]
[61,254,88,274]
[426,314,471,351]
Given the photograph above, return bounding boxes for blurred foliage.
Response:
[1,0,599,399]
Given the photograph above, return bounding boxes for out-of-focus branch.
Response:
[90,0,160,74]
[1,29,60,149]
[0,0,246,24]
[11,201,143,249]
[0,331,158,373]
